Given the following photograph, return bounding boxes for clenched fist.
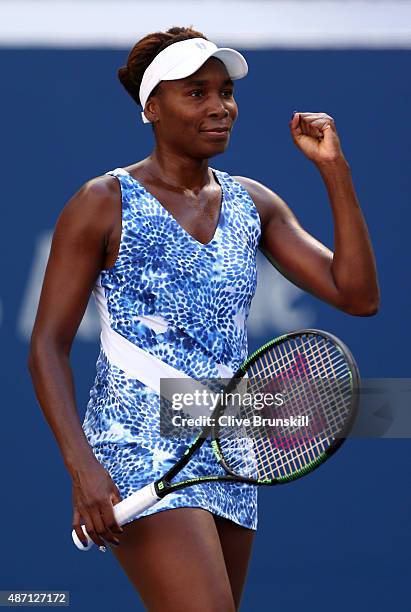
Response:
[290,112,345,165]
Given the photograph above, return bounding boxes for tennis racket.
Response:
[72,328,359,550]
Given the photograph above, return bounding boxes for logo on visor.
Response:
[195,42,207,50]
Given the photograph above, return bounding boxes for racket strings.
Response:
[247,336,351,434]
[255,337,351,475]
[218,334,354,480]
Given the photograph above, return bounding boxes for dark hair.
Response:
[118,26,208,107]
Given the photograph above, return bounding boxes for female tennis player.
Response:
[28,26,379,611]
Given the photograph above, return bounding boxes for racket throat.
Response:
[154,478,171,499]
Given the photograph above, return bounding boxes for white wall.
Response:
[1,1,411,48]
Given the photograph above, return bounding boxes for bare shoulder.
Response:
[55,174,121,240]
[59,174,119,220]
[234,175,276,200]
[233,175,295,229]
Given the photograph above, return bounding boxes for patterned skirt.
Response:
[82,349,258,530]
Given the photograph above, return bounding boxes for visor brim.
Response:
[163,47,248,82]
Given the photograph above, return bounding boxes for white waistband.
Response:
[101,325,195,393]
[100,325,235,417]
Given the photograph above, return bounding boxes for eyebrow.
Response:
[182,78,234,87]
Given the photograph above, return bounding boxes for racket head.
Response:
[212,329,360,485]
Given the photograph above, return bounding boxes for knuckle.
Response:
[85,499,100,510]
[96,528,107,537]
[76,500,90,512]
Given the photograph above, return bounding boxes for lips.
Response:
[200,126,231,141]
[201,126,230,133]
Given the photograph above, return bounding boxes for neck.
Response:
[148,144,211,192]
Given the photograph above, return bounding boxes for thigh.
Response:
[214,515,256,610]
[109,507,236,612]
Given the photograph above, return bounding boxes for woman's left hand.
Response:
[290,112,344,165]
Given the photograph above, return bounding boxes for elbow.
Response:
[27,349,41,377]
[341,297,380,317]
[349,305,379,317]
[27,339,41,378]
[27,334,55,377]
[28,333,69,374]
[27,352,34,375]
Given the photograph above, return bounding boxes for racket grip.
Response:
[71,483,160,551]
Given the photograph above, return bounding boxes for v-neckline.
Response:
[122,168,225,247]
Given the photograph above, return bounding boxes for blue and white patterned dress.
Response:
[82,167,261,529]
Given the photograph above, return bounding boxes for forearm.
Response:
[317,157,380,313]
[28,342,96,476]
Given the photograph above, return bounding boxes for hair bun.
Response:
[118,65,132,88]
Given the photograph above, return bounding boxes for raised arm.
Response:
[235,112,380,316]
[28,175,124,548]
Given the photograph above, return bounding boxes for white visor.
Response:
[139,37,248,124]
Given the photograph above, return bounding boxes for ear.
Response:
[144,97,159,124]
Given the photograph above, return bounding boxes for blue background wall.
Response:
[1,49,410,610]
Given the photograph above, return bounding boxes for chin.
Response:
[196,140,230,159]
